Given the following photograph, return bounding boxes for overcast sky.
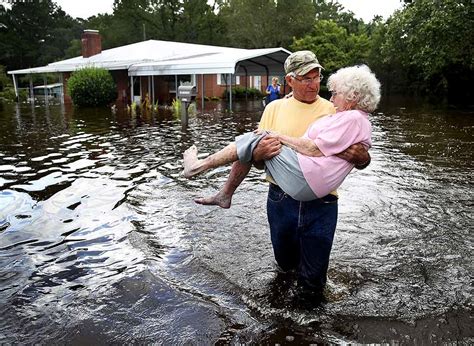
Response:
[337,0,403,22]
[53,0,404,22]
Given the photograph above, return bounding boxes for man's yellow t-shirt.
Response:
[259,96,336,136]
[258,96,337,190]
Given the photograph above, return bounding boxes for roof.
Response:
[33,83,63,89]
[8,40,291,76]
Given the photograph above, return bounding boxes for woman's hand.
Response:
[254,129,279,138]
[266,132,280,140]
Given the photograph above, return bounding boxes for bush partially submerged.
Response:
[0,87,28,102]
[0,67,28,101]
[68,67,117,107]
[222,86,263,99]
[0,65,12,92]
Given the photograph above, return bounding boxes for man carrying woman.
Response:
[184,51,378,300]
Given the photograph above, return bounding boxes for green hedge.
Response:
[222,86,263,99]
[68,67,117,107]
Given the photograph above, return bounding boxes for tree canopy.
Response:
[291,19,370,75]
[380,0,473,101]
[0,1,82,70]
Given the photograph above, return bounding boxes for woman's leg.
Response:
[185,132,264,208]
[183,143,238,178]
[195,161,252,208]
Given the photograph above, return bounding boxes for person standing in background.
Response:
[265,77,281,105]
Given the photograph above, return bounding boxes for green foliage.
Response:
[291,20,370,75]
[0,0,472,105]
[0,65,12,92]
[0,65,28,101]
[314,0,365,35]
[171,98,182,116]
[64,39,82,59]
[377,0,474,101]
[175,0,227,44]
[0,1,83,70]
[18,73,58,86]
[365,18,394,93]
[219,0,315,49]
[86,0,227,49]
[0,87,28,102]
[67,67,117,107]
[225,86,263,99]
[273,0,317,48]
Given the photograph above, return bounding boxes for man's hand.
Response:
[252,135,282,163]
[337,143,371,169]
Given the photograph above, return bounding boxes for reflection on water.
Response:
[0,99,472,343]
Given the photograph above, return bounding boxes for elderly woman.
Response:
[183,65,381,208]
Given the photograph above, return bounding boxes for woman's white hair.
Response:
[327,65,381,113]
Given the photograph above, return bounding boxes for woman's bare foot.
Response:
[194,191,232,209]
[183,145,203,178]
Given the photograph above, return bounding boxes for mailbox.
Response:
[177,85,197,102]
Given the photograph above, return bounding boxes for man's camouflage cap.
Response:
[284,50,324,75]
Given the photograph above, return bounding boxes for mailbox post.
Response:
[177,85,197,127]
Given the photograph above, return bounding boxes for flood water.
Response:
[0,98,472,344]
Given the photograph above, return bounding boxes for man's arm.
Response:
[336,143,371,169]
[251,135,281,169]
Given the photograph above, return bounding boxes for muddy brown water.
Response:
[0,98,472,344]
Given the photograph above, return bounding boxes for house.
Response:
[8,30,291,106]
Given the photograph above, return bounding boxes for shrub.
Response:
[171,98,182,115]
[222,86,263,99]
[0,87,28,102]
[68,67,117,107]
[0,65,12,92]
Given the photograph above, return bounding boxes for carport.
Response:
[128,47,291,109]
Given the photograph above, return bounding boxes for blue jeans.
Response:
[267,183,338,293]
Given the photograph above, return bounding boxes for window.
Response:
[254,76,262,90]
[217,74,227,85]
[217,74,239,85]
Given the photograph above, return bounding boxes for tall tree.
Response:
[380,0,474,101]
[274,0,316,48]
[365,16,395,95]
[219,0,277,48]
[87,0,226,48]
[177,0,227,45]
[110,0,157,45]
[314,0,364,35]
[0,1,81,70]
[219,0,315,48]
[291,19,370,74]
